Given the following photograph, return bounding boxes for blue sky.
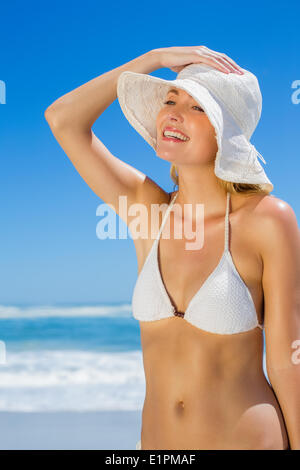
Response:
[0,0,299,306]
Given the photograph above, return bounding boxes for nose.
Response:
[167,112,184,123]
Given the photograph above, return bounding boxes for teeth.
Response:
[163,130,189,141]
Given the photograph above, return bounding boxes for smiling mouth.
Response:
[161,129,190,142]
[162,135,188,142]
[161,132,190,143]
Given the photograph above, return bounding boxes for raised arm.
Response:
[44,45,243,222]
[44,49,165,220]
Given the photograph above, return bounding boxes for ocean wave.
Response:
[0,349,145,412]
[0,304,132,319]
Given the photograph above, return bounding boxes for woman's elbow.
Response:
[44,102,68,129]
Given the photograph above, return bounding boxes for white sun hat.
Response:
[117,62,273,192]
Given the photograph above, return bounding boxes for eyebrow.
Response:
[166,88,202,107]
[167,89,180,95]
[166,88,195,100]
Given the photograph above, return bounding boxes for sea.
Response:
[0,303,268,412]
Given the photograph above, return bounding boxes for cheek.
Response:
[188,121,209,141]
[204,117,217,137]
[195,119,217,139]
[190,123,218,152]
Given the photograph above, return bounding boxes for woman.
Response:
[45,46,300,450]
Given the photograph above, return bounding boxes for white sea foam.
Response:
[0,349,145,412]
[0,304,132,319]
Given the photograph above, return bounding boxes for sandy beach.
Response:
[0,410,142,450]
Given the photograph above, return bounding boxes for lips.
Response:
[162,126,190,139]
[162,135,188,143]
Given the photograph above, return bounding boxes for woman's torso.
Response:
[131,189,289,450]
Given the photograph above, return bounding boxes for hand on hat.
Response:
[157,45,244,75]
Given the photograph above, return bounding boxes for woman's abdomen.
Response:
[139,320,289,450]
[140,377,289,450]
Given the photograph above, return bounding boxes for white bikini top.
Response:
[132,191,264,335]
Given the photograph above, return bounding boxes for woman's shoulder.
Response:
[245,193,299,253]
[249,193,298,227]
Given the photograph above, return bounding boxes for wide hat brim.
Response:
[117,70,273,192]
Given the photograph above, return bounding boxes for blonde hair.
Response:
[170,163,271,195]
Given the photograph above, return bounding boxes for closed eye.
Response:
[163,100,204,112]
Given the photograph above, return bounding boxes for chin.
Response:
[155,152,177,164]
[155,148,172,159]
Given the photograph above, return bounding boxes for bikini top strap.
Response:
[156,191,230,249]
[224,191,231,252]
[156,192,179,242]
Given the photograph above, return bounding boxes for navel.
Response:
[176,399,185,410]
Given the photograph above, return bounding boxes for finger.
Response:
[196,46,242,73]
[193,51,231,73]
[206,56,232,73]
[198,50,237,73]
[218,53,242,72]
[197,46,224,58]
[212,55,238,73]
